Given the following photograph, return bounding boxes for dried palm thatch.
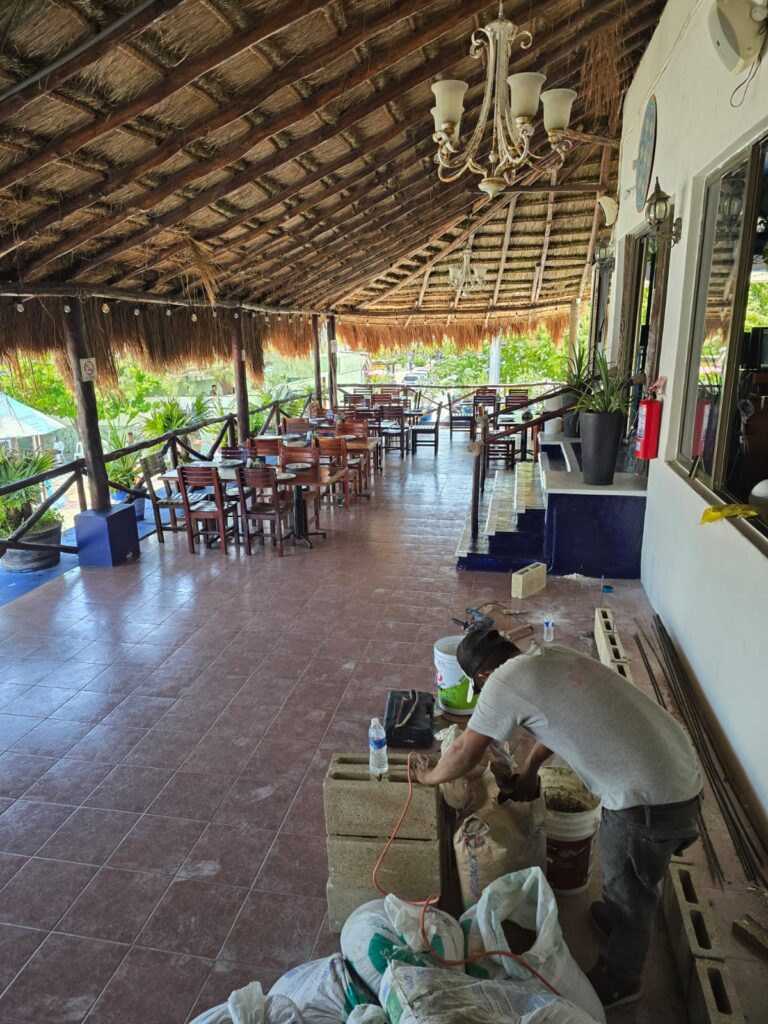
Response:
[580,20,627,135]
[185,237,219,307]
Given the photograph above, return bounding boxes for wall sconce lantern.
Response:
[645,177,682,247]
[595,239,615,271]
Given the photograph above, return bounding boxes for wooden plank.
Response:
[231,312,249,443]
[312,313,322,402]
[531,169,558,305]
[578,147,612,298]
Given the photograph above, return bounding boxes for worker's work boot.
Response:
[586,957,642,1008]
[589,901,616,938]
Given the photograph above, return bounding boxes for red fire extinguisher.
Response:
[636,393,662,459]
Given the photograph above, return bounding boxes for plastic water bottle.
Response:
[368,718,388,777]
[543,611,555,643]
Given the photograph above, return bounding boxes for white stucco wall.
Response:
[611,0,768,818]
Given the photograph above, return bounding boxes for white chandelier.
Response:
[430,2,578,197]
[448,245,487,298]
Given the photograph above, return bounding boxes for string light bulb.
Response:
[64,304,71,313]
[101,302,110,314]
[191,312,198,322]
[14,301,24,313]
[165,307,172,317]
[133,307,140,316]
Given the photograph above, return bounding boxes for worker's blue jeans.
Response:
[600,797,700,984]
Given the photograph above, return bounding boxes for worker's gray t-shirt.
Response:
[468,643,702,810]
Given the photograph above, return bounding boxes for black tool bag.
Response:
[384,689,434,749]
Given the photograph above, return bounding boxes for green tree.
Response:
[427,330,567,388]
[0,356,77,421]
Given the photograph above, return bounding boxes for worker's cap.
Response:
[457,624,515,681]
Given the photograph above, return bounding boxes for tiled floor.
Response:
[0,439,765,1023]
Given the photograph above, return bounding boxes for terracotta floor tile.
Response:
[121,727,201,769]
[213,772,303,832]
[0,716,42,753]
[1,688,76,719]
[178,823,274,888]
[279,768,327,837]
[99,695,175,730]
[221,890,326,971]
[83,665,148,695]
[42,662,105,690]
[57,867,171,944]
[0,923,45,990]
[0,853,27,889]
[187,961,282,1021]
[0,684,31,711]
[312,913,342,961]
[254,832,327,899]
[22,760,112,805]
[37,807,139,865]
[0,932,127,1024]
[83,764,173,813]
[49,691,124,724]
[363,640,416,665]
[179,733,258,775]
[63,723,146,764]
[137,877,247,959]
[0,753,56,798]
[147,772,236,821]
[10,720,91,758]
[83,946,211,1024]
[0,858,96,929]
[107,815,205,875]
[0,660,61,687]
[0,801,75,855]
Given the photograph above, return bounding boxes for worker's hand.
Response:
[512,764,540,802]
[412,754,436,785]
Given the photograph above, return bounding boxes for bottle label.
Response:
[369,737,386,749]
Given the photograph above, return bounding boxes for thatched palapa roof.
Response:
[0,0,665,362]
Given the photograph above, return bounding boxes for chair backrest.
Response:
[504,388,529,410]
[281,417,310,434]
[337,419,368,438]
[140,452,166,478]
[253,437,280,457]
[317,436,348,467]
[344,394,366,407]
[220,446,249,460]
[380,385,400,396]
[378,405,405,423]
[178,464,226,511]
[279,444,320,469]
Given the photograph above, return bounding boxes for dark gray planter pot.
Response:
[580,411,624,486]
[563,410,580,437]
[0,522,62,573]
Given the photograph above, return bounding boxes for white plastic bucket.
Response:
[542,416,563,435]
[540,766,602,895]
[434,636,478,715]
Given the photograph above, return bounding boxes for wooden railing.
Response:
[0,390,313,559]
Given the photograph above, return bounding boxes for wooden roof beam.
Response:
[0,0,186,120]
[531,169,558,305]
[579,146,612,299]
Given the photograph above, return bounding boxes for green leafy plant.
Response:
[141,396,212,439]
[565,342,592,395]
[575,352,629,415]
[0,449,63,537]
[101,421,143,500]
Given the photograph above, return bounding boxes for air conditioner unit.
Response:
[708,0,767,74]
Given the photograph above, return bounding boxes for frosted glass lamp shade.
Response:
[508,72,546,118]
[431,80,468,128]
[541,88,577,131]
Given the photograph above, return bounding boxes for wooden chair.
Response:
[139,452,201,544]
[378,404,408,458]
[280,417,310,435]
[317,436,356,505]
[279,444,323,530]
[504,388,529,411]
[344,394,367,409]
[447,391,474,437]
[251,437,281,464]
[411,402,442,455]
[177,465,239,554]
[336,419,373,486]
[234,465,294,556]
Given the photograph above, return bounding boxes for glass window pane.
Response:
[681,160,750,475]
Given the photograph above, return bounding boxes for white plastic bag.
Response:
[346,1008,387,1023]
[189,982,305,1024]
[340,896,464,998]
[459,869,605,1023]
[454,795,546,909]
[380,962,603,1024]
[268,956,374,1022]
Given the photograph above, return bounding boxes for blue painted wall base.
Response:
[544,493,645,578]
[75,505,141,568]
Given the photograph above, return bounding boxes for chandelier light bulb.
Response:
[508,72,546,119]
[541,88,577,133]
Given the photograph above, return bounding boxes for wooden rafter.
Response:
[579,147,613,298]
[531,170,558,305]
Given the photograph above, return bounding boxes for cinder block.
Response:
[663,864,723,996]
[511,561,547,599]
[324,754,440,841]
[688,959,745,1024]
[327,835,442,896]
[594,607,614,633]
[326,881,382,933]
[611,660,635,683]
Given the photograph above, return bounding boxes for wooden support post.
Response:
[231,311,250,442]
[63,301,110,511]
[327,314,338,409]
[312,313,322,402]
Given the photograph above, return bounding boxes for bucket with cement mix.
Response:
[540,767,601,895]
[434,636,478,715]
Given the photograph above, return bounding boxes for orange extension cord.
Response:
[371,751,561,997]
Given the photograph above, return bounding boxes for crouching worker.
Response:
[414,626,702,1008]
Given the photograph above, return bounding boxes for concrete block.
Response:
[326,880,383,933]
[611,660,635,683]
[688,959,745,1024]
[327,835,442,897]
[594,607,614,635]
[324,754,440,841]
[663,864,723,996]
[511,561,547,599]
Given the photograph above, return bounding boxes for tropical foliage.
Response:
[575,352,629,415]
[0,449,62,536]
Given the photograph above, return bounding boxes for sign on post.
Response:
[79,358,97,382]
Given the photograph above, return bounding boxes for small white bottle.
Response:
[543,611,555,643]
[368,717,389,777]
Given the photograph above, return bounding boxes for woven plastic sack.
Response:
[459,869,605,1023]
[346,1008,387,1023]
[268,956,375,1022]
[436,726,499,815]
[340,896,464,998]
[379,962,603,1024]
[454,794,546,910]
[188,982,305,1024]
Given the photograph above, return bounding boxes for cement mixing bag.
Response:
[188,981,307,1024]
[379,962,604,1024]
[268,955,375,1022]
[459,868,605,1024]
[436,726,499,815]
[454,785,546,909]
[340,895,464,998]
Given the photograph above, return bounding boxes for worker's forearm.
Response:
[524,742,553,771]
[421,742,480,785]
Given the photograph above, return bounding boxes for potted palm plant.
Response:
[103,422,146,520]
[0,450,63,572]
[575,352,630,486]
[563,342,591,437]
